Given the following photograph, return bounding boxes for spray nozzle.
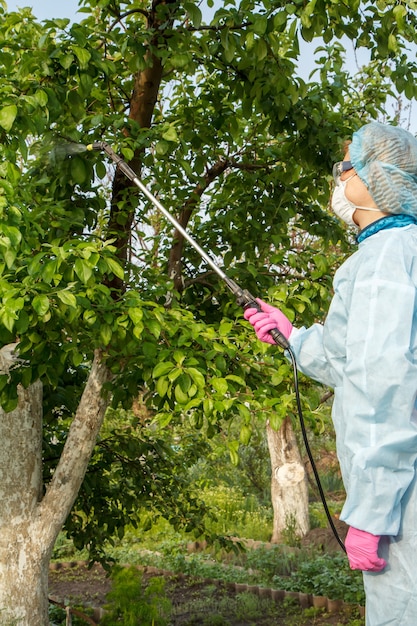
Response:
[86,141,109,152]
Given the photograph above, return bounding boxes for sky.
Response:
[6,0,80,20]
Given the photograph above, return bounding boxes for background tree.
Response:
[1,0,417,622]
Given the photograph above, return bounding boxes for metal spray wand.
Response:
[86,141,290,350]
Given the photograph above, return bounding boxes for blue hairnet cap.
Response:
[350,122,417,216]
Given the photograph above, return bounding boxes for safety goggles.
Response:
[332,160,354,185]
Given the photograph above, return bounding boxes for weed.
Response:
[100,566,171,626]
[281,513,302,548]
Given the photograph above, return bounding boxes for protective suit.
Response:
[288,122,417,625]
[290,221,417,624]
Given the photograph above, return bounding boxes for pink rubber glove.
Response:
[243,298,293,345]
[345,527,387,572]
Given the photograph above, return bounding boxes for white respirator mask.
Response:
[331,173,381,227]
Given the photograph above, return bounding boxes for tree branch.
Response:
[167,157,229,292]
[106,0,179,295]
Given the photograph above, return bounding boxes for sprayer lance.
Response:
[86,142,290,350]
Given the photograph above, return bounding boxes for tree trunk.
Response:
[0,350,111,625]
[0,380,48,624]
[266,416,310,543]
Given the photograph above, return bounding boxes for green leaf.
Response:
[155,141,170,156]
[32,294,50,317]
[153,361,175,378]
[156,376,169,397]
[393,4,406,30]
[71,157,87,184]
[162,126,178,142]
[72,351,84,366]
[147,319,161,339]
[0,105,17,131]
[239,424,252,445]
[57,290,77,308]
[155,412,172,428]
[3,249,16,269]
[184,2,202,27]
[72,45,91,69]
[100,324,112,346]
[59,53,74,69]
[42,259,58,284]
[0,225,21,247]
[252,15,268,35]
[75,258,93,283]
[83,310,97,325]
[95,160,107,179]
[170,53,192,69]
[105,257,125,280]
[34,89,48,107]
[15,310,29,334]
[219,321,233,335]
[133,322,144,339]
[211,377,228,394]
[168,367,181,382]
[226,374,245,386]
[203,397,213,416]
[0,308,16,332]
[387,33,398,53]
[128,307,143,325]
[187,367,205,388]
[174,384,189,404]
[228,440,240,466]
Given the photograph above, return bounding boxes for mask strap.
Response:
[355,206,384,212]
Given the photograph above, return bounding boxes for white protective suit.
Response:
[290,219,417,625]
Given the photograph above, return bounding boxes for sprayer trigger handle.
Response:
[239,290,290,350]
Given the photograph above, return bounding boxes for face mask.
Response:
[331,176,381,227]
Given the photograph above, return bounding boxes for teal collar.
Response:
[356,214,417,244]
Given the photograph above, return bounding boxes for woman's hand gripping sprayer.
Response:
[243,299,293,345]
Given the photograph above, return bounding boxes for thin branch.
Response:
[167,158,229,291]
[107,8,149,34]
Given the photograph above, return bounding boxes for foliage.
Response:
[53,407,216,562]
[189,420,272,505]
[273,553,365,605]
[198,485,273,540]
[1,0,417,558]
[101,566,171,626]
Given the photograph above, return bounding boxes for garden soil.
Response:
[49,531,362,626]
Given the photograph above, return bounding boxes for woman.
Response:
[244,122,417,625]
